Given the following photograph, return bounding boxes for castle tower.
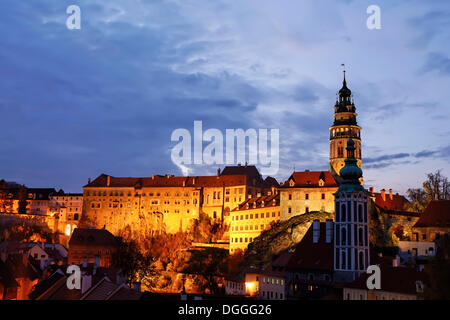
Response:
[329,71,362,184]
[333,138,369,283]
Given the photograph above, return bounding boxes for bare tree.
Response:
[407,170,450,212]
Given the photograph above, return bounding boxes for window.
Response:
[305,207,309,213]
[288,207,292,214]
[288,194,292,200]
[321,193,325,200]
[422,234,427,240]
[305,194,309,200]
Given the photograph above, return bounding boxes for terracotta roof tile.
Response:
[282,171,338,188]
[414,200,450,228]
[373,192,410,211]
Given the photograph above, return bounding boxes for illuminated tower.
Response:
[329,71,362,184]
[333,138,369,282]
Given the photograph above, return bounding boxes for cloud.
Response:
[421,52,450,76]
[365,153,410,164]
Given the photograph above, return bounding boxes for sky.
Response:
[0,0,449,195]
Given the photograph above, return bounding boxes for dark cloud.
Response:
[414,145,450,161]
[365,153,410,164]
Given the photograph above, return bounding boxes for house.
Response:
[342,265,429,300]
[285,220,335,299]
[29,263,138,300]
[68,228,120,268]
[412,200,450,242]
[279,171,338,221]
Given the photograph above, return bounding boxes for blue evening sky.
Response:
[0,0,449,195]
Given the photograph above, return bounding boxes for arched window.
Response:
[358,204,363,222]
[341,204,346,222]
[74,213,79,221]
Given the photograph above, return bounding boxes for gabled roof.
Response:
[80,277,142,300]
[233,194,280,212]
[221,165,263,182]
[344,266,428,295]
[414,200,450,228]
[373,192,410,211]
[69,228,119,247]
[282,171,338,188]
[286,222,334,272]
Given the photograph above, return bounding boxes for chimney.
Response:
[88,178,91,184]
[238,162,241,167]
[313,219,320,243]
[217,168,221,176]
[166,174,170,179]
[389,189,393,201]
[106,175,110,187]
[193,177,196,185]
[245,162,248,167]
[325,219,333,243]
[380,189,386,201]
[369,187,374,193]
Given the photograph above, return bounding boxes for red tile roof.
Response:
[344,266,428,295]
[69,228,119,247]
[373,191,410,211]
[414,200,450,228]
[85,173,256,189]
[282,171,338,188]
[233,194,280,211]
[286,222,334,272]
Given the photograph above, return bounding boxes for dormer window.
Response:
[319,179,324,187]
[289,180,295,187]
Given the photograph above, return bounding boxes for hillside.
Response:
[242,211,334,269]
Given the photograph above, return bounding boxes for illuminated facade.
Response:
[82,165,274,235]
[329,71,362,183]
[229,193,280,253]
[49,192,83,236]
[279,171,338,221]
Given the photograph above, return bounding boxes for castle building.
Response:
[333,138,369,283]
[49,192,83,236]
[229,193,280,253]
[82,165,274,235]
[329,72,362,183]
[279,171,338,221]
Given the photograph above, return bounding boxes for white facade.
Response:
[334,190,370,282]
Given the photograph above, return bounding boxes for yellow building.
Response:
[82,165,276,235]
[229,193,280,253]
[279,171,338,221]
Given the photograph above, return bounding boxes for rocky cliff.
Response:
[242,211,334,269]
